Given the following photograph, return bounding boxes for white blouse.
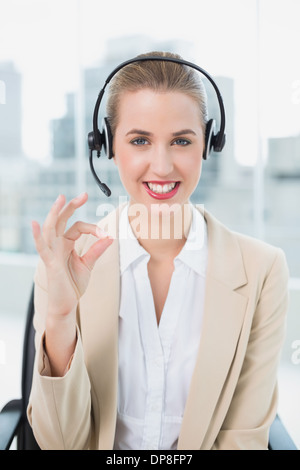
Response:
[114,203,208,450]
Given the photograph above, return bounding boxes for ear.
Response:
[101,117,114,159]
[203,119,216,160]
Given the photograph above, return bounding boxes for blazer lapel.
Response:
[178,209,248,450]
[78,206,122,449]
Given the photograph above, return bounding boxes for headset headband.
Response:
[88,55,226,197]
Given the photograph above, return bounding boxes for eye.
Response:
[130,137,149,146]
[172,138,191,146]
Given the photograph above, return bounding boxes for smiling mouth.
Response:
[143,181,180,200]
[146,181,177,194]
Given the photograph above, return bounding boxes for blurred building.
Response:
[265,134,300,276]
[267,135,300,178]
[0,62,22,158]
[0,36,300,278]
[0,63,23,251]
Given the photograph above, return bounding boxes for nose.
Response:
[150,144,174,177]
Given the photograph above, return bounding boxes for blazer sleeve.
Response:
[212,247,289,450]
[27,259,93,450]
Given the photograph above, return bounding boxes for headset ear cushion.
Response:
[203,119,216,160]
[101,117,114,159]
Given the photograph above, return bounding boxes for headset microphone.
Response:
[88,55,226,197]
[88,147,111,197]
[88,130,111,197]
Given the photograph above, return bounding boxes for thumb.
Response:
[81,236,114,271]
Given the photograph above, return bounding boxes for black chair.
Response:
[0,285,298,450]
[0,286,39,450]
[268,415,297,450]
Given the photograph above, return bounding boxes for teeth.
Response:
[147,182,176,194]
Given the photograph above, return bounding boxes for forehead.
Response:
[116,88,202,129]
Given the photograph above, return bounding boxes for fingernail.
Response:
[96,227,105,238]
[31,221,40,235]
[96,227,113,240]
[74,192,87,202]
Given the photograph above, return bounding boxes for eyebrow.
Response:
[172,129,197,137]
[126,129,153,137]
[125,129,197,137]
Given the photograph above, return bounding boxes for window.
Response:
[0,0,298,270]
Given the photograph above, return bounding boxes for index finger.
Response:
[42,195,66,243]
[56,192,88,236]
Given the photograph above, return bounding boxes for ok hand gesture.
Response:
[32,192,113,318]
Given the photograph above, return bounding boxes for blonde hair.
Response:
[106,51,208,135]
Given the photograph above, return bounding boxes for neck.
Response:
[128,201,193,259]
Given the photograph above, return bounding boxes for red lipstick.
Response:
[143,181,180,200]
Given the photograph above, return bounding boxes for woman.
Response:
[28,52,289,450]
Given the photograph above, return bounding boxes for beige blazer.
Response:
[27,205,289,450]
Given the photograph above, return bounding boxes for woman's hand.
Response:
[32,192,113,318]
[31,192,113,376]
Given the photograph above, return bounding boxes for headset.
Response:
[88,55,226,197]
